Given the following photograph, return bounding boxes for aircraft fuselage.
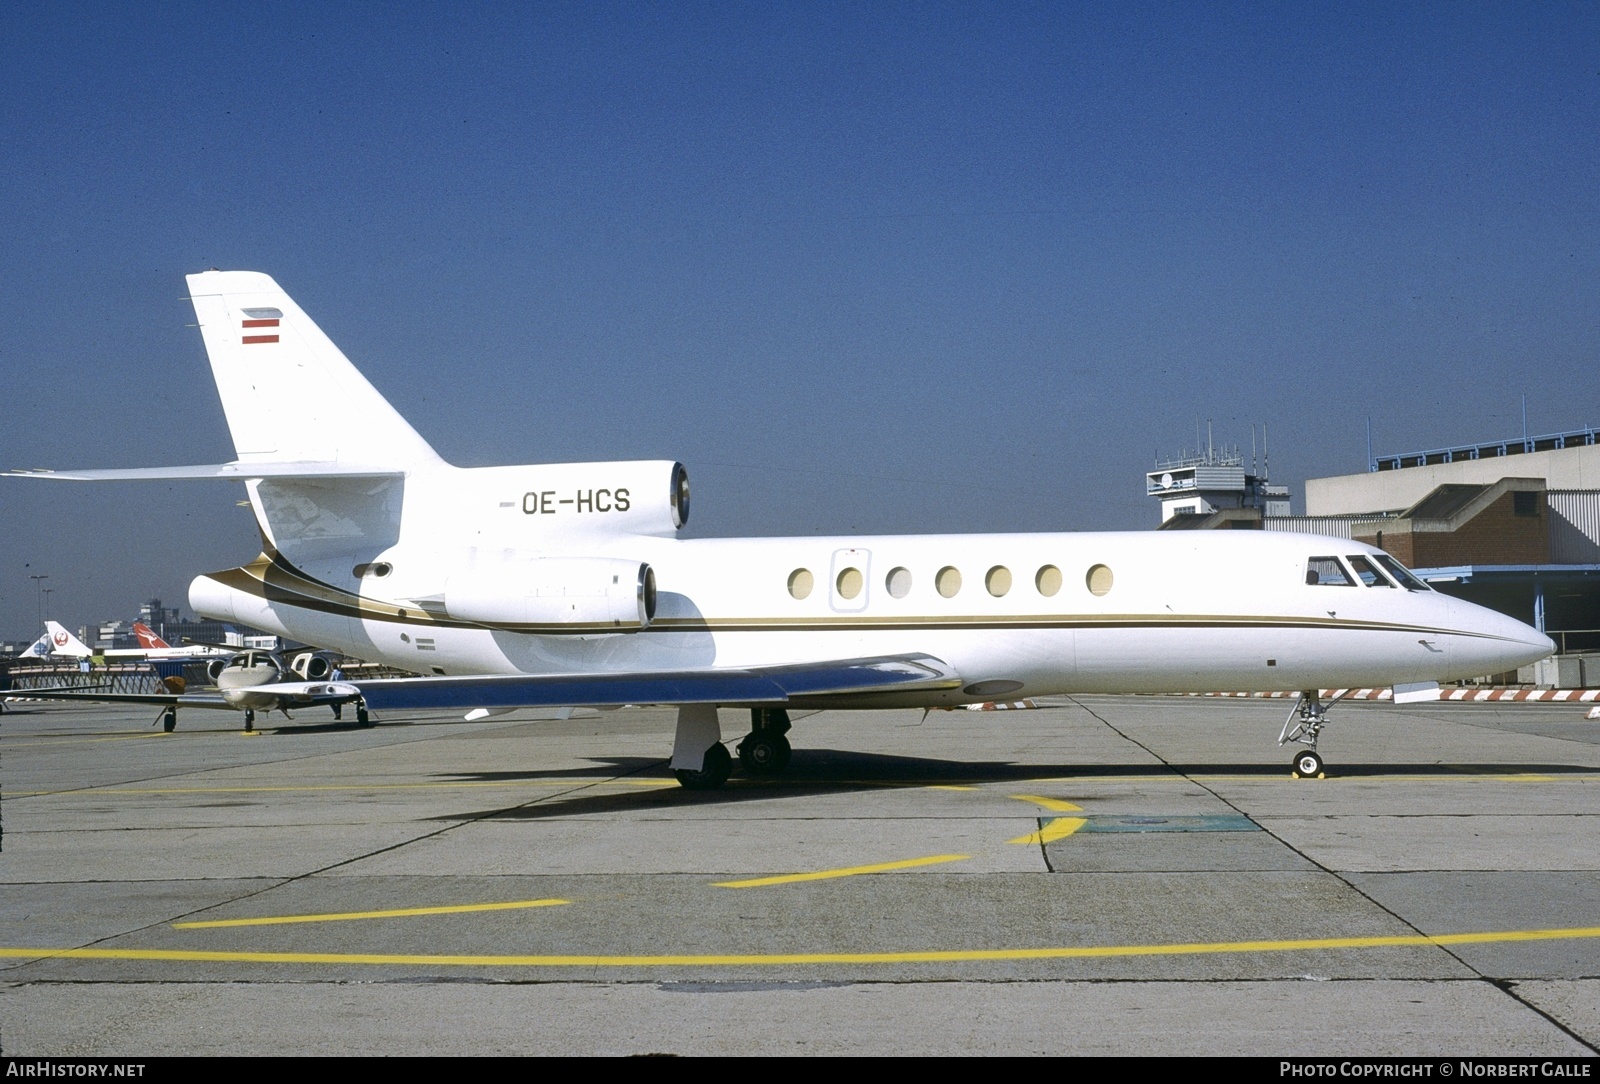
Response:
[189,521,1548,706]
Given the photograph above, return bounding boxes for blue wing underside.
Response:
[348,653,960,711]
[8,655,961,714]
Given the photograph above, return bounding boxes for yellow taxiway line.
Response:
[1008,817,1087,845]
[1,733,169,749]
[1007,795,1087,845]
[5,923,1600,968]
[714,854,970,888]
[173,898,571,929]
[1011,794,1083,812]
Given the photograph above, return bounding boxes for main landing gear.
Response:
[676,742,733,791]
[671,706,798,790]
[736,708,792,775]
[1279,690,1351,779]
[158,706,177,733]
[671,704,731,790]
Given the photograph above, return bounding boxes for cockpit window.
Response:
[1305,557,1353,586]
[1374,553,1432,591]
[1346,555,1395,588]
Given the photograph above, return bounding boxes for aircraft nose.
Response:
[1448,597,1554,674]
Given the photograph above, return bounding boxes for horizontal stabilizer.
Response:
[5,462,404,482]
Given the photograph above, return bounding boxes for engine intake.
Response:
[291,651,336,680]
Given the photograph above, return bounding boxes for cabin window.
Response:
[985,565,1012,597]
[1035,564,1062,597]
[1346,555,1394,588]
[1305,557,1353,586]
[836,567,864,600]
[787,568,814,600]
[886,566,913,598]
[936,566,962,598]
[1086,564,1113,596]
[1374,553,1432,591]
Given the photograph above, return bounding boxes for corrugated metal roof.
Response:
[1549,491,1600,562]
[1264,517,1355,539]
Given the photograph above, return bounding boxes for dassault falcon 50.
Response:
[8,272,1553,786]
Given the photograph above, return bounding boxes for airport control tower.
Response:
[1147,433,1291,526]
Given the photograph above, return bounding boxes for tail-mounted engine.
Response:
[501,460,688,537]
[442,557,657,633]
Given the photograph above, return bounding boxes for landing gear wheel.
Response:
[162,707,177,733]
[737,732,791,775]
[1292,750,1324,779]
[674,742,733,790]
[243,709,256,734]
[356,706,372,728]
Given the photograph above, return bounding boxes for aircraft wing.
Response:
[254,653,961,712]
[6,690,231,708]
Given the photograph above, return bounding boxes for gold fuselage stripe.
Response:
[200,551,1511,643]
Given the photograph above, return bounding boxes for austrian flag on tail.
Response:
[240,306,281,345]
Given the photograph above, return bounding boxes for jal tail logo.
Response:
[53,631,68,647]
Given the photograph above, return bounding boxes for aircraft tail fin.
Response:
[185,271,442,472]
[17,632,53,658]
[44,621,93,658]
[132,622,171,650]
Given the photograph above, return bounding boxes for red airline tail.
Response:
[132,622,172,650]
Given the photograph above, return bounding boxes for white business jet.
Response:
[7,272,1552,784]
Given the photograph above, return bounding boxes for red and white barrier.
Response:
[1191,688,1600,703]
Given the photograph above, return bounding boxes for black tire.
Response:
[356,707,373,728]
[738,732,792,775]
[162,709,177,733]
[675,742,732,790]
[1292,750,1324,778]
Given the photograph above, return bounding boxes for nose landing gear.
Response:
[1279,690,1349,779]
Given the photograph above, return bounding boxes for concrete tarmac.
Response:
[2,694,1598,1056]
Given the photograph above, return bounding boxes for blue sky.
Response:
[3,2,1597,638]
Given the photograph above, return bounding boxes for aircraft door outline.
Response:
[829,548,871,613]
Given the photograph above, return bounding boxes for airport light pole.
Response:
[29,574,48,630]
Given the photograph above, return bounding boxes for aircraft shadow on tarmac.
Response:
[421,749,1599,822]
